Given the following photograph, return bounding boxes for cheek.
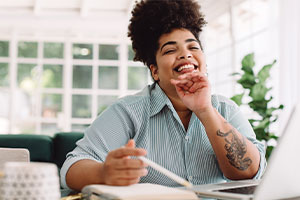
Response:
[157,56,173,70]
[196,54,206,70]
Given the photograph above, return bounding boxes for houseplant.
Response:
[230,53,284,159]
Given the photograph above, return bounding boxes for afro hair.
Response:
[128,0,206,68]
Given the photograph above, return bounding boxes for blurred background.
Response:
[0,0,299,136]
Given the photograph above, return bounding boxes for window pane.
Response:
[98,66,118,89]
[14,120,36,134]
[44,42,64,58]
[41,123,59,136]
[0,41,9,57]
[18,41,38,58]
[73,65,92,88]
[233,1,253,40]
[73,43,93,59]
[99,44,119,60]
[98,95,118,115]
[71,124,89,133]
[0,63,9,86]
[0,117,9,134]
[0,89,10,134]
[17,63,37,89]
[251,0,270,33]
[128,45,135,61]
[205,12,231,52]
[42,64,63,88]
[128,67,148,90]
[72,95,91,118]
[42,94,62,118]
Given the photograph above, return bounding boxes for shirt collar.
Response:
[149,83,171,117]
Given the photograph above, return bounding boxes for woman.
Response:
[61,0,266,190]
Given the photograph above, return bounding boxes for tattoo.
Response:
[217,127,252,170]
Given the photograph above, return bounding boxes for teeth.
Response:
[177,64,194,72]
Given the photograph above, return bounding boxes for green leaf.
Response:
[248,100,268,116]
[253,127,266,141]
[266,107,278,116]
[249,83,269,101]
[230,72,241,76]
[237,73,256,89]
[230,93,244,106]
[269,134,279,140]
[241,53,255,71]
[242,65,254,75]
[278,104,284,109]
[257,60,276,83]
[266,146,274,160]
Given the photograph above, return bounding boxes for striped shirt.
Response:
[60,83,266,189]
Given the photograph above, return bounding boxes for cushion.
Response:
[0,134,53,162]
[53,132,84,169]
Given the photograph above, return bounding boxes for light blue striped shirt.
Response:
[60,83,266,189]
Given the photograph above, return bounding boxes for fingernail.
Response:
[143,169,148,175]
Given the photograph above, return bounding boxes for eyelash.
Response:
[163,46,200,55]
[190,46,199,50]
[163,50,175,55]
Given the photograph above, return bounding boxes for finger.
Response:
[115,168,148,179]
[188,82,207,93]
[171,78,194,88]
[109,147,147,158]
[125,139,135,148]
[177,73,194,81]
[109,177,141,186]
[177,84,190,91]
[181,71,207,80]
[113,157,148,169]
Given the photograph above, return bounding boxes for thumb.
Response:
[125,139,135,148]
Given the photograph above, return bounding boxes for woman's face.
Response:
[150,28,206,97]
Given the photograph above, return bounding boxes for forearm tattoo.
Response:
[217,126,252,170]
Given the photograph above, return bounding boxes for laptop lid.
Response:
[190,103,300,200]
[253,103,300,199]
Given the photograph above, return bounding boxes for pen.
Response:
[137,156,193,188]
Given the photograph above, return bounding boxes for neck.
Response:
[167,93,192,131]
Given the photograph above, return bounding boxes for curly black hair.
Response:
[128,0,206,68]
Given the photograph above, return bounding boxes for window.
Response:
[0,40,151,135]
[204,0,279,103]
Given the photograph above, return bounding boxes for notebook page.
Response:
[82,183,198,200]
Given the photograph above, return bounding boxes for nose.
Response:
[177,49,192,60]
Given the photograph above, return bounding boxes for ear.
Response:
[150,64,159,81]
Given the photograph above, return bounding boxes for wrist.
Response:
[195,105,216,121]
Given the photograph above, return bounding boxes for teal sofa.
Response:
[0,132,84,169]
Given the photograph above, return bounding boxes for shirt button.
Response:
[188,176,193,181]
[185,136,189,141]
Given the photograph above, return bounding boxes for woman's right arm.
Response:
[65,140,148,191]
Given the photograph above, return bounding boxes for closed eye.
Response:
[190,46,200,50]
[163,49,176,55]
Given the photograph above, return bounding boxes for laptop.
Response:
[190,103,300,200]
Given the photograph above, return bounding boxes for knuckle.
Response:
[122,158,129,166]
[125,170,132,177]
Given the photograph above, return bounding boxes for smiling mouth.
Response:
[174,64,198,72]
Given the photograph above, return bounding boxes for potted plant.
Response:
[230,53,284,159]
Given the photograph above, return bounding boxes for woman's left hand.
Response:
[170,71,212,114]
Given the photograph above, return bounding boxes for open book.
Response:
[81,183,198,200]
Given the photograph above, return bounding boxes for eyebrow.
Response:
[160,38,200,52]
